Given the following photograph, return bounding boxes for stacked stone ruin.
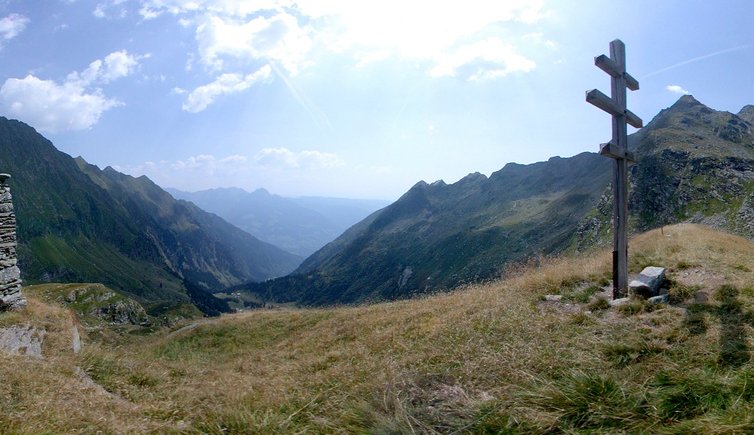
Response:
[0,173,25,310]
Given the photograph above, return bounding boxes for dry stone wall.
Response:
[0,173,25,310]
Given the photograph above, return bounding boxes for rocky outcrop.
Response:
[0,173,24,310]
[65,284,148,325]
[0,324,44,357]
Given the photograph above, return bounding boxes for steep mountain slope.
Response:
[77,162,301,286]
[243,95,754,306]
[167,187,388,257]
[0,117,300,314]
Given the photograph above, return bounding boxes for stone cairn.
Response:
[0,173,25,310]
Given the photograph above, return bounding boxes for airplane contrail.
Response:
[642,44,752,79]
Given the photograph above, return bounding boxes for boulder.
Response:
[629,266,666,298]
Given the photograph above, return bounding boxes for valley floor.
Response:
[2,224,754,433]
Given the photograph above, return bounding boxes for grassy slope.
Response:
[2,224,754,433]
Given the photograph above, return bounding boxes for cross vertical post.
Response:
[586,39,642,299]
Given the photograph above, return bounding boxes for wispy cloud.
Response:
[93,0,128,19]
[0,13,29,47]
[665,84,690,95]
[254,147,344,169]
[182,64,272,112]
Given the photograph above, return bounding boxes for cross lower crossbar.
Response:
[600,142,636,162]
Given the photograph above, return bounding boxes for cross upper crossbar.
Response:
[594,55,639,90]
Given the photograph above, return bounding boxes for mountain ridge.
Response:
[0,117,300,315]
[240,95,754,306]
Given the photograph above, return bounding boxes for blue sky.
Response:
[0,0,753,200]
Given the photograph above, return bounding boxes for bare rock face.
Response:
[0,173,25,310]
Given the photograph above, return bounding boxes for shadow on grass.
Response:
[684,285,754,367]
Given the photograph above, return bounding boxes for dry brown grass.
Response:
[0,223,753,433]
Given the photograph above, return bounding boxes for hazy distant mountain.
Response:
[240,95,754,306]
[0,117,300,316]
[166,187,389,257]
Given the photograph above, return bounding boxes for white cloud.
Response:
[0,50,145,132]
[182,64,271,112]
[254,147,344,168]
[0,13,29,45]
[102,50,145,81]
[429,38,536,80]
[67,50,145,86]
[144,0,547,115]
[0,75,122,132]
[195,12,311,75]
[666,84,690,95]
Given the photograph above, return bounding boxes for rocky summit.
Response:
[576,94,754,248]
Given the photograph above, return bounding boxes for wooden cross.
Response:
[586,39,643,299]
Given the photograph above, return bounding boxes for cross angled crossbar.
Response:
[585,39,642,299]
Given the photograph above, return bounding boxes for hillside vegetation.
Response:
[2,224,754,433]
